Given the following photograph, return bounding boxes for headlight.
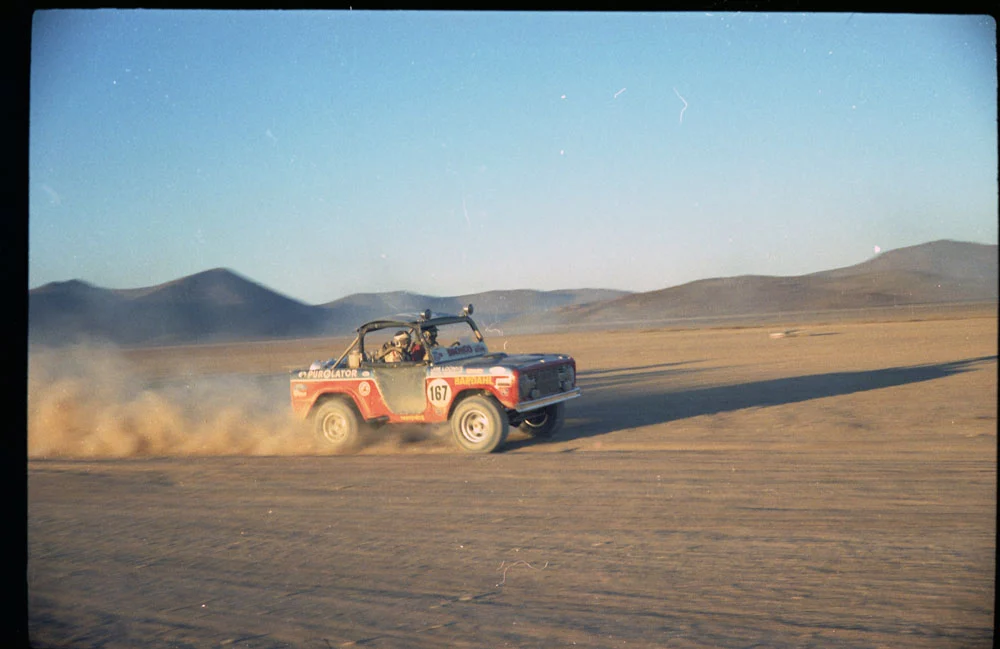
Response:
[557,365,575,390]
[519,374,536,399]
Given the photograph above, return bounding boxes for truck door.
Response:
[371,364,427,415]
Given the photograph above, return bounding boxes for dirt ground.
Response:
[28,311,997,648]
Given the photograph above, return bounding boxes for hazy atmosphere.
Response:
[27,13,998,647]
[29,11,998,304]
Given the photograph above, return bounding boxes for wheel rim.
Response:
[458,409,491,444]
[523,411,548,429]
[321,412,349,445]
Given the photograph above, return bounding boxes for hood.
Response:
[433,352,573,372]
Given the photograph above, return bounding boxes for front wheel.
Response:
[450,396,509,453]
[313,399,362,452]
[519,403,565,438]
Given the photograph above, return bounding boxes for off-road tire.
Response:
[518,402,565,438]
[313,399,362,452]
[450,395,509,453]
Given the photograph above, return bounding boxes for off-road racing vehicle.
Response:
[290,305,580,453]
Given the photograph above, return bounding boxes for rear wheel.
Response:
[450,396,508,453]
[519,402,565,438]
[313,399,362,452]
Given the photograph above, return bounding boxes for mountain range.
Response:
[508,239,998,330]
[28,273,629,346]
[28,240,997,346]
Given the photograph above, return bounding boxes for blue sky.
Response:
[29,11,997,305]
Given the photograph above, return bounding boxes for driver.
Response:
[375,330,411,363]
[409,325,438,362]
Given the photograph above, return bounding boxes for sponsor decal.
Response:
[358,381,371,397]
[439,342,487,359]
[454,376,494,386]
[301,369,359,380]
[489,366,507,375]
[362,371,371,377]
[292,384,307,397]
[427,378,452,407]
[464,368,485,375]
[429,366,465,375]
[399,414,423,422]
[494,377,513,388]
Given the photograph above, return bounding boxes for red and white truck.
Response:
[290,305,580,453]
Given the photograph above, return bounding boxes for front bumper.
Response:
[514,388,581,413]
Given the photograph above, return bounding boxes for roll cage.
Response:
[329,312,485,369]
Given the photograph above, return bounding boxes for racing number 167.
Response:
[429,384,448,402]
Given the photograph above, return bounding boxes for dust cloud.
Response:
[27,344,451,459]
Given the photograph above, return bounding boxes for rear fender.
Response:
[308,393,363,421]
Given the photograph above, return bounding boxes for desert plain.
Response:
[28,307,997,648]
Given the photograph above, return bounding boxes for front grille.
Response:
[533,367,562,397]
[519,363,575,401]
[514,363,579,411]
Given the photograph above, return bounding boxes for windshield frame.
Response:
[342,315,486,365]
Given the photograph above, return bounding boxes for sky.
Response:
[29,11,998,305]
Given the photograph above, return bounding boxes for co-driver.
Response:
[408,325,438,362]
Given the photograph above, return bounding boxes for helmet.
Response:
[393,330,411,347]
[422,326,438,345]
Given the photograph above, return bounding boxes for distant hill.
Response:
[320,289,630,328]
[28,271,630,346]
[28,240,996,345]
[812,240,997,283]
[506,240,998,330]
[28,269,328,346]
